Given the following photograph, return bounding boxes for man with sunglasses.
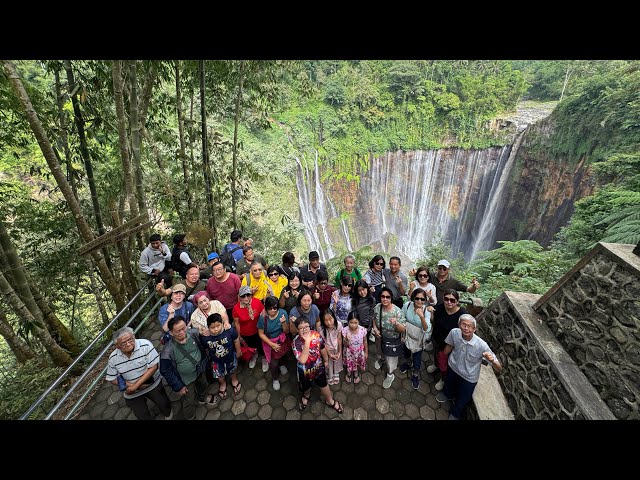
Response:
[429,259,479,305]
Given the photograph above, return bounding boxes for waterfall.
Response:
[469,130,526,260]
[295,146,517,262]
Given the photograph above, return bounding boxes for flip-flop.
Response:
[345,372,352,383]
[353,373,361,384]
[326,399,344,414]
[232,381,242,395]
[299,393,310,411]
[204,393,220,407]
[217,387,228,400]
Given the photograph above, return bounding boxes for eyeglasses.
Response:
[443,297,457,303]
[380,295,392,299]
[240,293,252,298]
[298,325,310,331]
[342,284,353,288]
[252,269,263,273]
[268,272,279,277]
[118,338,135,346]
[267,306,278,311]
[317,281,328,286]
[375,262,384,266]
[438,266,448,271]
[414,297,426,302]
[418,274,428,278]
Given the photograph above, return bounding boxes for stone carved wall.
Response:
[478,295,584,419]
[534,246,640,420]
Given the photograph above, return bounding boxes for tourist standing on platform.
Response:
[265,265,288,299]
[232,285,265,369]
[436,314,502,420]
[289,289,320,336]
[160,317,217,419]
[383,256,408,309]
[333,253,362,287]
[312,270,336,319]
[279,271,303,314]
[106,327,172,420]
[235,245,268,277]
[319,308,343,386]
[342,310,368,385]
[278,251,300,278]
[156,265,207,302]
[300,250,327,290]
[427,289,466,391]
[352,279,376,341]
[189,291,230,334]
[400,288,432,390]
[330,274,354,327]
[293,317,344,414]
[364,255,386,303]
[408,266,437,305]
[257,296,291,391]
[139,233,173,287]
[241,261,273,302]
[429,259,479,305]
[206,260,241,320]
[158,283,195,344]
[373,286,406,389]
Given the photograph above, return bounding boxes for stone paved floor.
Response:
[77,322,452,421]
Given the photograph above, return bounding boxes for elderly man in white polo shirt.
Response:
[105,327,173,420]
[436,314,502,420]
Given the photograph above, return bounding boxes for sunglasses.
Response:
[342,284,353,288]
[418,274,428,278]
[380,295,392,299]
[268,272,279,277]
[240,293,252,298]
[438,266,448,270]
[375,262,384,266]
[443,297,457,303]
[317,281,328,286]
[414,297,426,301]
[267,306,278,310]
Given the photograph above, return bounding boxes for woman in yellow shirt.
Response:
[241,261,273,302]
[266,265,288,299]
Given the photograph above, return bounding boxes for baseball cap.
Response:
[437,259,451,268]
[207,252,219,262]
[309,251,320,260]
[172,283,187,294]
[239,285,252,296]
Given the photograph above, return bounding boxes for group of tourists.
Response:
[107,231,502,420]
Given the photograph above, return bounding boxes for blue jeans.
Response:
[402,346,422,376]
[443,367,477,419]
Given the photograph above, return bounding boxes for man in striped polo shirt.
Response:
[106,327,173,420]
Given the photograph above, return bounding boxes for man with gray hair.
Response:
[436,314,502,420]
[105,327,173,420]
[333,254,362,287]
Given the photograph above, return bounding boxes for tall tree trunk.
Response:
[127,60,148,244]
[199,61,217,251]
[110,202,139,302]
[0,270,72,367]
[0,311,36,364]
[231,60,245,230]
[87,258,111,326]
[0,218,80,355]
[138,62,156,128]
[111,60,139,220]
[63,60,113,272]
[175,60,193,214]
[53,67,78,200]
[2,60,126,313]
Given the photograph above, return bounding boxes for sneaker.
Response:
[374,358,384,370]
[399,363,411,374]
[261,358,269,372]
[272,379,281,391]
[249,352,258,369]
[411,375,420,390]
[279,365,288,375]
[436,392,450,403]
[435,378,445,391]
[164,410,173,421]
[426,364,438,374]
[448,414,459,420]
[382,373,395,389]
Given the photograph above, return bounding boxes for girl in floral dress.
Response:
[341,310,368,384]
[320,308,343,385]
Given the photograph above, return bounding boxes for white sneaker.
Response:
[435,378,445,391]
[374,358,384,370]
[382,373,395,389]
[279,365,288,375]
[164,410,173,421]
[261,358,269,372]
[249,352,258,369]
[272,379,281,391]
[427,364,438,374]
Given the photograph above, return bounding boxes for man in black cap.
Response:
[300,251,327,290]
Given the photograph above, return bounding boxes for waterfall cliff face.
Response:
[295,147,514,262]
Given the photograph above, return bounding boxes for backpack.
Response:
[219,245,242,273]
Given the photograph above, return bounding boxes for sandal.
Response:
[298,393,310,411]
[326,399,344,414]
[345,372,352,383]
[204,393,220,407]
[231,381,242,395]
[353,372,361,384]
[217,387,228,400]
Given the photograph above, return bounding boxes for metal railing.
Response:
[20,278,156,420]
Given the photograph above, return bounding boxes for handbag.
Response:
[404,320,424,354]
[239,339,257,362]
[263,313,291,360]
[378,304,403,357]
[174,336,209,374]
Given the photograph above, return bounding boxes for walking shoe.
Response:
[411,375,420,390]
[436,392,450,403]
[272,379,281,391]
[261,358,269,372]
[399,363,411,374]
[382,373,395,389]
[249,352,258,369]
[164,410,173,421]
[279,365,288,375]
[426,364,438,374]
[374,357,384,370]
[435,378,445,391]
[448,414,459,420]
